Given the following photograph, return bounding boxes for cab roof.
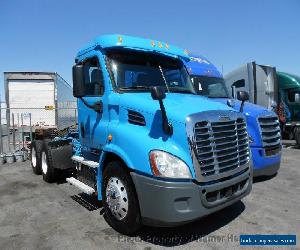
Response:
[76,34,190,61]
[277,71,300,90]
[185,54,222,78]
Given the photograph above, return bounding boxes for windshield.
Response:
[106,49,195,94]
[191,76,229,98]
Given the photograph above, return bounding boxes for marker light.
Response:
[118,36,123,44]
[149,150,192,179]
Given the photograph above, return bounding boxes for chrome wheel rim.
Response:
[41,152,48,174]
[106,177,128,220]
[31,148,37,168]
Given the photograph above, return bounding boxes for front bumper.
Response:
[131,169,252,226]
[253,162,280,177]
[251,146,281,177]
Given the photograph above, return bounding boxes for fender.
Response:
[97,143,135,200]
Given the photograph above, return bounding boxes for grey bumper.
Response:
[253,162,280,177]
[131,170,252,226]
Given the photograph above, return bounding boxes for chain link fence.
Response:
[0,103,77,158]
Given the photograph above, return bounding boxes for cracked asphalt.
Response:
[0,147,299,249]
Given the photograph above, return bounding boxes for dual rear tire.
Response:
[31,140,57,183]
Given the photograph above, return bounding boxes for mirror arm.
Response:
[158,99,173,135]
[240,101,245,113]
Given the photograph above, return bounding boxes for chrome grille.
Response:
[194,118,250,177]
[258,116,281,148]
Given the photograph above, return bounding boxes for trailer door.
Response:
[8,80,56,127]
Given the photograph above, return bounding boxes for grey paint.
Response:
[131,170,252,226]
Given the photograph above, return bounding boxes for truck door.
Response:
[78,56,107,158]
[255,64,278,110]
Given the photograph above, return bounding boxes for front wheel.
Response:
[102,161,141,235]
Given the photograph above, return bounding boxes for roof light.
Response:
[184,49,189,55]
[165,43,169,49]
[150,40,156,47]
[158,42,163,48]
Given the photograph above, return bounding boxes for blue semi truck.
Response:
[185,55,281,177]
[30,35,252,235]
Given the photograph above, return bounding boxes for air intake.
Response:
[128,110,146,126]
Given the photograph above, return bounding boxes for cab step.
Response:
[71,155,99,168]
[66,177,95,195]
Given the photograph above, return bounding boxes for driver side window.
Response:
[83,57,104,96]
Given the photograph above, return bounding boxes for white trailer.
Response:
[4,72,76,140]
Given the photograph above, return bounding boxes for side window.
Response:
[83,58,104,96]
[232,79,245,88]
[287,90,300,103]
[231,79,246,98]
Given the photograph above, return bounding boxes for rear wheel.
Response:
[102,161,141,235]
[31,140,43,175]
[41,141,58,183]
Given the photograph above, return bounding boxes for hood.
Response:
[119,93,233,123]
[212,98,275,117]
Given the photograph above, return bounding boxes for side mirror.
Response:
[150,86,172,135]
[237,91,249,102]
[73,65,85,97]
[237,91,249,113]
[295,93,300,103]
[150,86,166,100]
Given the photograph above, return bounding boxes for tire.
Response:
[41,140,58,183]
[31,140,43,175]
[102,161,141,235]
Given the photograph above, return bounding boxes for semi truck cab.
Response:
[277,71,300,144]
[30,35,252,235]
[185,55,281,177]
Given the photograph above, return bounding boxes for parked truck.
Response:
[4,72,77,142]
[276,71,300,144]
[224,62,300,145]
[30,35,252,235]
[185,56,281,177]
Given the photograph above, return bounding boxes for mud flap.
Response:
[49,141,74,170]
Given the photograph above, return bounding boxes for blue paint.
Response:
[185,54,281,174]
[73,35,244,200]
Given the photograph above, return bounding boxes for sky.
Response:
[0,0,300,100]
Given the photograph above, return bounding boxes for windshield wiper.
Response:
[159,65,170,93]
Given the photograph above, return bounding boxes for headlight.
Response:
[149,150,192,179]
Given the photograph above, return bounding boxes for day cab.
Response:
[185,55,281,177]
[31,35,252,235]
